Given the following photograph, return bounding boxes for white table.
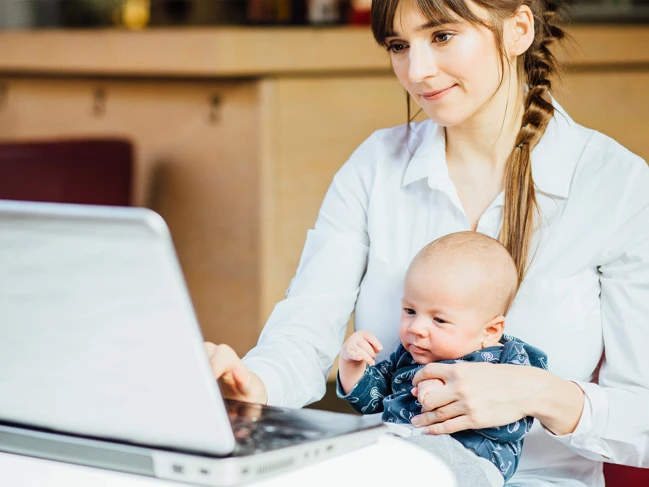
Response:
[0,434,456,487]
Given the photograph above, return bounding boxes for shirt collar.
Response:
[401,100,585,199]
[530,101,584,199]
[401,120,447,189]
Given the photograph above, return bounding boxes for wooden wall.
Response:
[0,27,647,360]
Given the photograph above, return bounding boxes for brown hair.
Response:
[371,0,567,283]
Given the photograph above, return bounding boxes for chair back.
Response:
[0,138,132,206]
[604,463,649,487]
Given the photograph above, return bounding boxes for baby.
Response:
[336,231,547,487]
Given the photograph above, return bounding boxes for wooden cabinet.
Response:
[0,27,647,357]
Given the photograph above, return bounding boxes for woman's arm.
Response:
[523,366,584,436]
[556,156,649,466]
[239,136,381,408]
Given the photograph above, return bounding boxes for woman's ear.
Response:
[481,315,505,348]
[506,5,535,58]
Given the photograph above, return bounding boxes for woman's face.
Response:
[386,0,508,128]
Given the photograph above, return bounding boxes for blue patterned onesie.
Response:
[336,334,548,482]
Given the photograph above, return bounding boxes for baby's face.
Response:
[398,261,495,364]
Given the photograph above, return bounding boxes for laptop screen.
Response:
[0,200,236,456]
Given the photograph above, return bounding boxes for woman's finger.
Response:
[232,366,251,395]
[424,415,473,436]
[417,378,448,409]
[220,371,236,387]
[208,343,240,379]
[412,362,454,386]
[418,400,465,426]
[411,397,456,427]
[204,341,217,356]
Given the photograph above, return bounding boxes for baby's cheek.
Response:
[431,341,464,361]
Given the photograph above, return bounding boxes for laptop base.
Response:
[0,422,384,486]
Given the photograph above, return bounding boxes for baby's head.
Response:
[399,231,518,364]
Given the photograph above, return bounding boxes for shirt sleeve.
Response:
[242,136,379,408]
[550,156,649,467]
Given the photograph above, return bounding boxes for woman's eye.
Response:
[433,33,453,44]
[404,308,416,315]
[387,42,408,53]
[434,317,447,324]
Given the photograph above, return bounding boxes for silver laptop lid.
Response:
[0,200,235,456]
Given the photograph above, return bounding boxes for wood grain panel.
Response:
[0,26,646,77]
[259,74,405,320]
[557,70,649,162]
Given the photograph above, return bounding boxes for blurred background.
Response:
[0,0,648,424]
[1,1,649,28]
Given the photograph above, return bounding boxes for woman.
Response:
[206,0,649,484]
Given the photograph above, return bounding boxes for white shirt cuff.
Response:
[546,380,611,461]
[242,356,282,407]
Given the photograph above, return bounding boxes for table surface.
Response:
[0,434,457,487]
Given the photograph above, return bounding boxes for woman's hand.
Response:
[410,362,584,436]
[204,342,268,405]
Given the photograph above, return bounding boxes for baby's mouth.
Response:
[409,344,428,355]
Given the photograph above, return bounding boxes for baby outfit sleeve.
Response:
[335,349,399,415]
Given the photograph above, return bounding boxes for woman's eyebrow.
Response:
[386,19,454,37]
[416,19,454,31]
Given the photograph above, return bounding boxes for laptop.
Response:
[0,199,385,485]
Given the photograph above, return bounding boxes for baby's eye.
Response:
[404,308,416,315]
[434,317,447,324]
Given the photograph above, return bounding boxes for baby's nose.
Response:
[409,318,430,337]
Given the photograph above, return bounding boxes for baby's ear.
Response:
[482,316,505,348]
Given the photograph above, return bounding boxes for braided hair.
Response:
[502,1,567,283]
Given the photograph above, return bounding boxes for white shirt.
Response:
[243,103,649,486]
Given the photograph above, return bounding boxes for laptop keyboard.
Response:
[226,400,326,455]
[231,417,323,455]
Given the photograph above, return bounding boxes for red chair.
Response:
[0,138,133,206]
[604,463,649,487]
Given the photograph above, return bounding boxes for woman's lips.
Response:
[421,85,456,101]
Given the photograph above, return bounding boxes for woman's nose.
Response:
[407,43,439,84]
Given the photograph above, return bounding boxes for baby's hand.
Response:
[340,331,383,366]
[413,378,445,406]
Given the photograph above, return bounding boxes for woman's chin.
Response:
[424,111,472,128]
